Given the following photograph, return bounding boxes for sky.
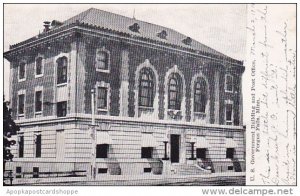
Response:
[3,4,247,100]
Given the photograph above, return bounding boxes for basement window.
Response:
[226,148,234,159]
[98,168,108,174]
[141,147,153,158]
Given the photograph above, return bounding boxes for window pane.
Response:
[138,68,155,107]
[97,87,107,109]
[168,74,181,110]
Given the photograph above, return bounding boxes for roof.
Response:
[62,8,226,57]
[6,8,243,65]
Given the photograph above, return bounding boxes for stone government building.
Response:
[4,8,245,178]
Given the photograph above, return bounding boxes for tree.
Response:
[3,99,19,185]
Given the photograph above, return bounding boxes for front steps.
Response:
[170,164,211,175]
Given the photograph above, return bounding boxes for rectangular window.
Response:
[97,87,107,109]
[225,103,233,125]
[141,147,153,158]
[19,63,26,80]
[57,57,68,84]
[225,75,233,92]
[96,144,109,158]
[98,168,108,174]
[18,135,24,158]
[35,91,42,113]
[144,168,152,173]
[35,134,41,158]
[226,148,234,159]
[16,167,22,178]
[35,57,43,76]
[226,131,234,138]
[57,101,67,117]
[18,94,25,115]
[196,148,206,159]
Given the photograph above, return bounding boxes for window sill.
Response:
[35,74,43,78]
[18,114,25,117]
[96,69,110,73]
[57,83,67,87]
[225,90,233,93]
[139,106,154,111]
[18,78,26,82]
[97,108,108,112]
[194,112,206,115]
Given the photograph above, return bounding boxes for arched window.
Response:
[95,51,109,70]
[57,57,68,84]
[139,68,155,107]
[194,78,207,113]
[168,73,182,110]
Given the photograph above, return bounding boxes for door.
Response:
[56,130,65,160]
[170,134,180,163]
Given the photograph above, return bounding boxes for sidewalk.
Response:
[11,172,245,186]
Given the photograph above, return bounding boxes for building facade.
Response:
[4,8,245,178]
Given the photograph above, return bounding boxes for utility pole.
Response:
[90,89,96,180]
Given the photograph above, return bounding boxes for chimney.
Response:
[43,21,51,32]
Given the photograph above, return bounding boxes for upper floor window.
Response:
[194,78,208,113]
[18,62,26,81]
[225,74,233,92]
[95,50,109,71]
[57,57,68,84]
[18,94,25,116]
[97,87,108,110]
[225,103,233,125]
[35,57,43,76]
[35,91,42,113]
[168,73,182,110]
[139,68,155,107]
[57,101,67,117]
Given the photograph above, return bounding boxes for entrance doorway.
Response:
[170,134,180,163]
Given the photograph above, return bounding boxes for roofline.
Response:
[4,24,244,68]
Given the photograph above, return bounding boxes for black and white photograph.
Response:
[2,3,296,189]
